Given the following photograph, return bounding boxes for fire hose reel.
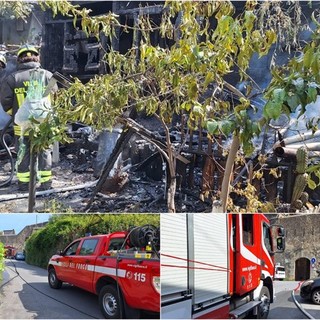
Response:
[129,224,160,250]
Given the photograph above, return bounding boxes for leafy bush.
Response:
[25,214,160,268]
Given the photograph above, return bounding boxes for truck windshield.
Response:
[65,240,81,256]
[243,214,253,245]
[263,223,272,252]
[108,237,126,251]
[276,267,285,272]
[80,239,99,255]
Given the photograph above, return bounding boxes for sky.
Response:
[0,214,52,234]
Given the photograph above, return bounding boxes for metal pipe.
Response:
[274,146,320,158]
[276,142,320,151]
[274,129,320,147]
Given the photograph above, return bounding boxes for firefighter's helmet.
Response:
[0,54,6,68]
[17,44,39,58]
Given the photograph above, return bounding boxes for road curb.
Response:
[291,283,315,320]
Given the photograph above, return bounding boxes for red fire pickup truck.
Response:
[47,225,160,319]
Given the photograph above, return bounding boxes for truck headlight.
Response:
[152,276,160,293]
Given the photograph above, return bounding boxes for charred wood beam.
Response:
[84,126,135,211]
[84,107,139,211]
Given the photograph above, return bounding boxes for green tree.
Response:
[6,0,315,212]
[37,0,279,212]
[263,14,320,191]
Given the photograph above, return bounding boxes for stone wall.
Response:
[274,214,320,280]
[0,222,47,251]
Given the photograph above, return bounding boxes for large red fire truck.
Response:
[161,213,285,319]
[47,225,160,319]
[4,245,16,259]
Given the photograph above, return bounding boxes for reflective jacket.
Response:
[0,61,55,136]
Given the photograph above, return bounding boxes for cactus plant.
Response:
[291,173,308,204]
[296,147,308,174]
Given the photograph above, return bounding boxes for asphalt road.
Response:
[0,259,106,319]
[269,280,320,319]
[0,259,158,319]
[1,261,319,319]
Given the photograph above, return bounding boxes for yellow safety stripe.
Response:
[14,125,29,136]
[39,176,52,183]
[17,172,30,183]
[39,171,52,183]
[16,93,25,107]
[17,171,52,183]
[39,170,52,176]
[15,92,27,136]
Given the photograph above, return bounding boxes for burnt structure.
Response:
[42,1,166,81]
[40,1,320,211]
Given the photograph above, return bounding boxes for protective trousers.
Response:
[15,136,52,184]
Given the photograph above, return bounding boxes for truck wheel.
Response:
[99,285,124,319]
[312,289,320,305]
[257,286,271,319]
[48,268,62,289]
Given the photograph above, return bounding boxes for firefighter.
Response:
[0,44,57,191]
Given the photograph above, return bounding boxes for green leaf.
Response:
[242,140,254,156]
[292,78,305,92]
[244,11,255,33]
[307,86,318,103]
[272,88,286,103]
[308,178,317,190]
[303,47,314,69]
[206,120,218,134]
[181,101,192,111]
[311,53,320,75]
[286,94,300,111]
[263,101,282,120]
[219,120,234,136]
[204,71,215,87]
[251,122,261,135]
[187,80,198,99]
[193,103,203,115]
[172,73,179,88]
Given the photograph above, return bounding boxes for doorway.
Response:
[295,257,310,280]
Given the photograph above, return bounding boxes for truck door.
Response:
[67,237,100,292]
[234,214,261,296]
[56,240,81,282]
[161,213,229,319]
[161,213,192,319]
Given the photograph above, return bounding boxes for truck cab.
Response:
[161,213,285,319]
[48,226,160,319]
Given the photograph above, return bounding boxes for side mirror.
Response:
[270,225,285,253]
[57,250,64,256]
